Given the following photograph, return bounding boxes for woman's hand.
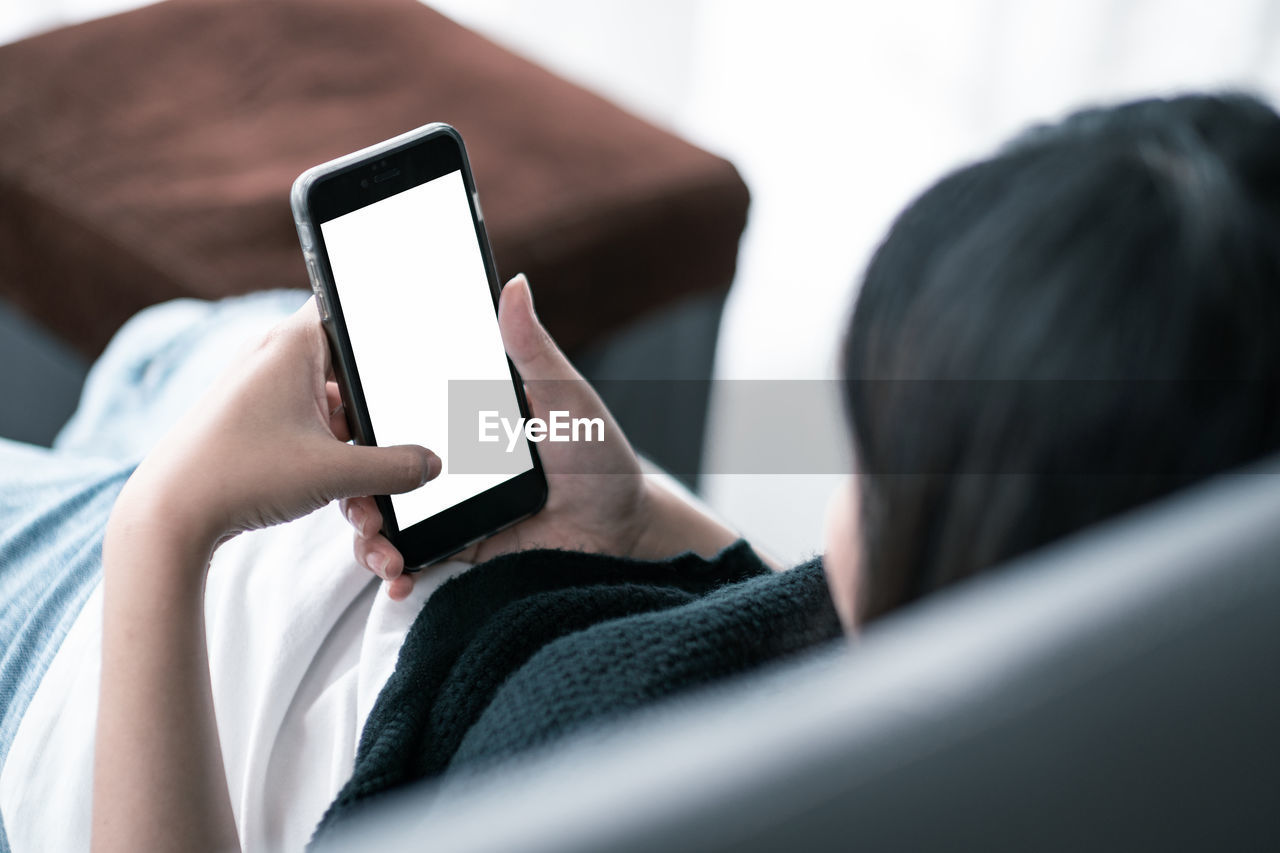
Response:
[345,275,744,600]
[95,299,440,853]
[111,297,440,558]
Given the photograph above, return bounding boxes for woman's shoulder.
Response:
[446,550,841,774]
[315,545,840,839]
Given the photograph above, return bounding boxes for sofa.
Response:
[319,453,1280,852]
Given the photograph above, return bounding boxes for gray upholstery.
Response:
[321,457,1280,853]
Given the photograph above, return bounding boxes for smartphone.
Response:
[291,123,547,568]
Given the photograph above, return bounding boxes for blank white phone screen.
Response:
[319,170,532,530]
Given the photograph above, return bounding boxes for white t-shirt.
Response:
[0,503,470,852]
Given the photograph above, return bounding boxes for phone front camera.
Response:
[360,179,369,188]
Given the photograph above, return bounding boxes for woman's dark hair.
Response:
[843,93,1280,623]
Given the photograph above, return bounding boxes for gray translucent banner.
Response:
[447,379,1278,477]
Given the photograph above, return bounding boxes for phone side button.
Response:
[314,289,331,321]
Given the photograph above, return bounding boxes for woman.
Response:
[2,92,1279,851]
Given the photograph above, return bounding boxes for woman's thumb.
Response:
[326,443,441,498]
[498,275,580,382]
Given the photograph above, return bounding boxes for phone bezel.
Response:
[292,124,547,568]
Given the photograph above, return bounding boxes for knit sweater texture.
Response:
[312,541,842,843]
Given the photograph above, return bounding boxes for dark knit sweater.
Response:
[312,541,842,843]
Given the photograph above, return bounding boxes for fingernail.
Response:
[346,505,364,534]
[513,273,535,315]
[425,450,442,482]
[370,552,389,577]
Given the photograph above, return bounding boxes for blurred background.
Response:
[4,0,1279,563]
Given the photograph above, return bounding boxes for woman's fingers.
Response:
[498,275,580,383]
[345,506,417,600]
[499,275,614,429]
[386,573,416,601]
[353,530,405,581]
[344,499,415,598]
[340,495,381,539]
[326,443,440,499]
